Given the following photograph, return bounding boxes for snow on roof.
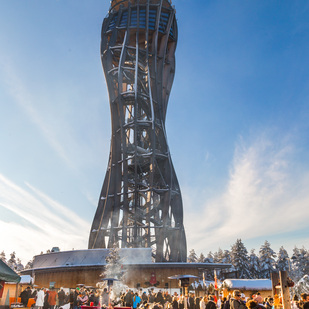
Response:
[31,248,152,270]
[19,275,33,284]
[223,279,272,291]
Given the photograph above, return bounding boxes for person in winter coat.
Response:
[230,291,246,309]
[200,296,208,309]
[101,288,109,307]
[172,296,179,309]
[133,293,141,309]
[124,290,134,307]
[48,287,58,309]
[20,287,32,307]
[206,296,217,309]
[35,288,45,309]
[58,288,66,306]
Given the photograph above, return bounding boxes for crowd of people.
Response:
[19,286,309,309]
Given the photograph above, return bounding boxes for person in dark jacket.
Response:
[20,287,31,307]
[230,291,246,309]
[206,296,217,309]
[58,288,66,306]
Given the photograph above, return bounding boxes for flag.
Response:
[214,270,218,290]
[203,272,206,287]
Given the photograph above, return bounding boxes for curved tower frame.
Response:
[89,0,187,262]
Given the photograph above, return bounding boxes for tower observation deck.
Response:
[88,0,187,262]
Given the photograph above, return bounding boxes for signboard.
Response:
[49,282,56,289]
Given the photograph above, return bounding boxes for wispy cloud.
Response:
[184,130,309,253]
[0,173,89,263]
[0,55,74,167]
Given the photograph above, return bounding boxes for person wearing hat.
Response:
[206,295,216,309]
[230,290,246,309]
[58,288,66,306]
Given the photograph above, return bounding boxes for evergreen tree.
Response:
[25,258,34,270]
[104,243,124,281]
[259,240,276,278]
[290,247,309,282]
[100,243,126,296]
[16,258,24,272]
[7,252,17,271]
[222,250,232,264]
[204,252,214,263]
[0,251,6,263]
[293,275,309,295]
[276,246,290,272]
[187,249,198,263]
[249,249,260,279]
[197,253,205,263]
[215,248,224,263]
[230,239,250,279]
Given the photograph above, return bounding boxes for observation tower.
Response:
[89,0,187,262]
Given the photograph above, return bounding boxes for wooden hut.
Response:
[222,279,272,299]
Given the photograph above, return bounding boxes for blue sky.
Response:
[1,0,309,264]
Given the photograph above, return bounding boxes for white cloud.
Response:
[0,174,89,264]
[0,56,74,167]
[184,130,309,254]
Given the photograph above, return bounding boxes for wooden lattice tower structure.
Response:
[89,0,187,262]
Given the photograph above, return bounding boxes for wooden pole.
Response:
[279,271,291,309]
[271,272,280,298]
[184,286,188,309]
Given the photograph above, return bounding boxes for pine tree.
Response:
[104,243,124,281]
[100,243,126,296]
[204,252,214,263]
[222,250,232,264]
[25,258,34,270]
[197,253,205,263]
[0,251,6,263]
[187,249,198,263]
[215,248,224,263]
[230,239,250,279]
[293,275,309,295]
[16,258,24,272]
[276,246,290,272]
[290,247,309,282]
[259,240,276,279]
[249,249,260,279]
[7,252,17,271]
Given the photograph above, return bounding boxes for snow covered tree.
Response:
[103,243,124,281]
[100,243,126,296]
[222,250,232,264]
[290,247,309,282]
[259,240,276,278]
[230,239,250,279]
[293,275,309,296]
[0,251,6,263]
[249,249,260,279]
[204,252,214,263]
[186,249,196,263]
[25,258,34,270]
[276,246,290,272]
[214,248,224,263]
[187,249,198,263]
[7,252,17,271]
[197,253,205,263]
[16,258,24,272]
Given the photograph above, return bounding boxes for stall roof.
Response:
[0,260,20,283]
[223,279,272,291]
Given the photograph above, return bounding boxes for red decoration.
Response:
[150,272,157,285]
